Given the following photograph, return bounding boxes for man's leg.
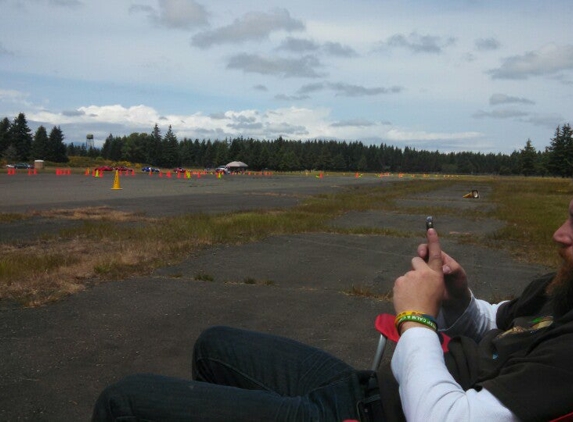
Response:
[192,326,356,396]
[92,373,328,422]
[92,327,367,421]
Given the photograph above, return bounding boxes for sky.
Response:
[1,0,572,153]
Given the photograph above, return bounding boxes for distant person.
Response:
[92,200,573,421]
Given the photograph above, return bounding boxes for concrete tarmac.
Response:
[0,172,551,421]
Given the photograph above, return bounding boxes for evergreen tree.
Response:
[213,139,229,166]
[546,125,573,177]
[278,145,300,171]
[108,136,123,161]
[179,138,196,167]
[258,142,271,170]
[315,144,333,170]
[202,140,214,167]
[101,134,113,159]
[228,138,243,161]
[357,154,368,172]
[122,133,147,164]
[0,117,11,156]
[2,144,18,162]
[31,125,49,160]
[47,126,68,162]
[520,139,537,176]
[147,124,162,166]
[332,153,347,171]
[161,125,180,167]
[9,113,33,161]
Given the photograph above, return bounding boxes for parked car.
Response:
[173,167,187,173]
[6,163,33,169]
[94,165,113,171]
[215,166,229,174]
[141,166,160,173]
[114,166,133,172]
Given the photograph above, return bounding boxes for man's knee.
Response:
[92,374,152,421]
[193,326,235,356]
[192,326,237,380]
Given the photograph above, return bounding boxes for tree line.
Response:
[2,113,573,176]
[0,113,68,163]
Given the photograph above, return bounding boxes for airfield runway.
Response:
[0,172,550,420]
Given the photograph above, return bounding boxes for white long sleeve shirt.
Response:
[390,296,521,422]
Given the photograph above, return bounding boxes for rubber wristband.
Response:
[395,314,438,333]
[395,310,424,320]
[395,311,437,328]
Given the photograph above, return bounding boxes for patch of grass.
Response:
[2,176,570,307]
[239,277,275,285]
[194,273,214,282]
[0,213,29,223]
[482,177,572,267]
[343,284,393,301]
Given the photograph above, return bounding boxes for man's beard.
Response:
[547,249,573,318]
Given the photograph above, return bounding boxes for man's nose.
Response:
[553,222,572,246]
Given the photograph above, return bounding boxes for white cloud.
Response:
[489,93,535,105]
[475,37,500,51]
[50,0,82,6]
[473,109,529,119]
[524,113,565,129]
[331,119,374,128]
[131,0,208,30]
[191,8,304,48]
[376,32,456,54]
[227,53,324,78]
[489,43,573,79]
[385,128,482,142]
[277,37,320,52]
[297,82,402,97]
[0,89,32,107]
[22,103,483,151]
[276,37,357,57]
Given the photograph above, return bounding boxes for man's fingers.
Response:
[417,243,428,260]
[426,228,443,272]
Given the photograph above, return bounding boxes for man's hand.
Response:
[393,228,445,318]
[417,240,471,314]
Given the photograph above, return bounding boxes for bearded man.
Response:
[93,202,573,421]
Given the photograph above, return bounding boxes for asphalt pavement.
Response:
[0,172,550,421]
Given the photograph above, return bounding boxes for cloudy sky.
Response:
[1,0,572,153]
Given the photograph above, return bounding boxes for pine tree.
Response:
[0,117,11,156]
[546,125,573,177]
[47,126,68,162]
[213,140,229,167]
[520,139,537,176]
[9,113,33,161]
[31,126,49,159]
[147,124,162,166]
[161,125,180,167]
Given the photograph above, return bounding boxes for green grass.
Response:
[194,273,214,282]
[1,176,572,306]
[0,213,29,223]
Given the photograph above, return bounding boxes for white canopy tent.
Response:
[226,161,248,169]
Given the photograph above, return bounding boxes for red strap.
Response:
[551,411,573,422]
[374,313,451,352]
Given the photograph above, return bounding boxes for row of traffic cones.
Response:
[6,168,38,175]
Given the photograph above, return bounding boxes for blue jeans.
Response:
[92,326,370,421]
